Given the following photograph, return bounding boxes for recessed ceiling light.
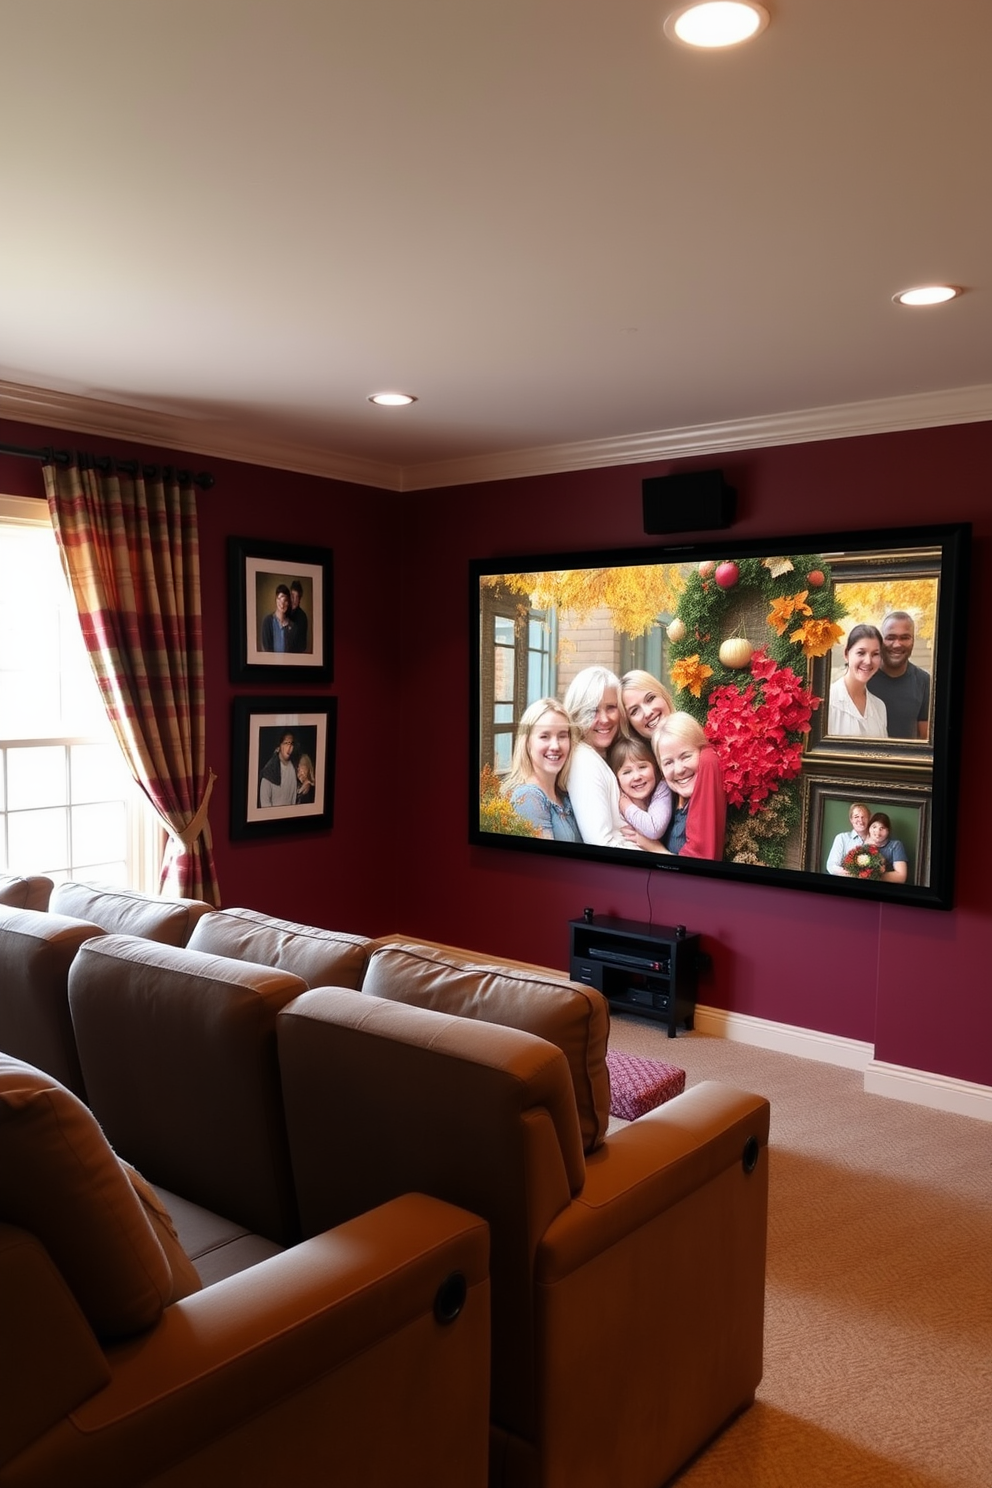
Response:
[892,285,962,307]
[368,392,417,406]
[663,2,769,48]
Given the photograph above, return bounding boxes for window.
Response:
[0,495,160,889]
[479,583,556,776]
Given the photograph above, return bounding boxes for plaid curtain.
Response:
[44,458,221,905]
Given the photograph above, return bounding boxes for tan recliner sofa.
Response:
[277,937,771,1488]
[1,929,493,1486]
[0,902,769,1487]
[0,1057,490,1488]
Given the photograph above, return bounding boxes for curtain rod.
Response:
[0,441,215,491]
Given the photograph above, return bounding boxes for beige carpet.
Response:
[606,1014,992,1488]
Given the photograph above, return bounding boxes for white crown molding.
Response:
[401,383,992,490]
[4,377,991,495]
[0,380,402,492]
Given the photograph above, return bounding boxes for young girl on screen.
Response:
[608,735,672,842]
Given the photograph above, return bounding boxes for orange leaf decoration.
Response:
[670,654,714,698]
[767,590,812,636]
[789,617,844,658]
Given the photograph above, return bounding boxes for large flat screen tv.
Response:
[470,523,970,910]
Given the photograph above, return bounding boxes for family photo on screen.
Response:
[473,525,968,909]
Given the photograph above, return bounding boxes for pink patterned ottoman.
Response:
[606,1050,686,1121]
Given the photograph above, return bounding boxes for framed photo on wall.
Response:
[230,695,337,840]
[228,536,333,682]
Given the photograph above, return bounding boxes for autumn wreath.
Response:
[841,842,886,880]
[666,554,847,867]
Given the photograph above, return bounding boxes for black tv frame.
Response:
[469,522,970,911]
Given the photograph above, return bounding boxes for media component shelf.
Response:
[568,915,700,1037]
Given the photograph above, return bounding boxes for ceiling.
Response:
[2,0,991,492]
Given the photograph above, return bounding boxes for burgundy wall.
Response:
[397,426,992,1087]
[2,414,989,1087]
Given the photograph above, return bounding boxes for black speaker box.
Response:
[642,470,737,534]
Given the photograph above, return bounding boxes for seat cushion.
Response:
[0,1055,186,1340]
[363,939,611,1152]
[122,1164,203,1303]
[48,881,212,947]
[187,907,372,990]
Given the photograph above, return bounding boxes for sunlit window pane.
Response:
[0,497,158,890]
[72,801,127,866]
[73,859,128,887]
[7,747,68,809]
[0,669,62,737]
[71,743,129,804]
[7,806,68,873]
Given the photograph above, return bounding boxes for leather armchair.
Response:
[0,1056,491,1488]
[278,987,769,1488]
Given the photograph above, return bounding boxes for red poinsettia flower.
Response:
[705,648,819,814]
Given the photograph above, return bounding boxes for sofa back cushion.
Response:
[68,935,308,1244]
[363,939,611,1152]
[48,881,212,947]
[0,872,54,912]
[0,906,105,1098]
[187,907,372,990]
[0,1055,199,1341]
[278,987,583,1443]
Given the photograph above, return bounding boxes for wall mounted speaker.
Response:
[642,469,737,534]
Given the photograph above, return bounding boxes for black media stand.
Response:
[568,915,700,1037]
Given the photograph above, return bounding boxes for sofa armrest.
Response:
[539,1081,769,1279]
[531,1083,769,1488]
[2,1195,491,1488]
[0,1225,111,1468]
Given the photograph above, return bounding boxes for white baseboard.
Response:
[693,1004,873,1071]
[864,1061,992,1123]
[694,1005,992,1121]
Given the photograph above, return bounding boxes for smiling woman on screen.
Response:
[563,666,638,849]
[627,712,727,861]
[828,624,889,737]
[501,698,580,842]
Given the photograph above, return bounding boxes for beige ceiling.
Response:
[2,0,990,491]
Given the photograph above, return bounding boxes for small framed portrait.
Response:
[228,537,333,683]
[805,546,938,767]
[802,771,931,887]
[230,696,337,840]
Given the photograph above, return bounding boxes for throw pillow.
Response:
[0,1055,174,1340]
